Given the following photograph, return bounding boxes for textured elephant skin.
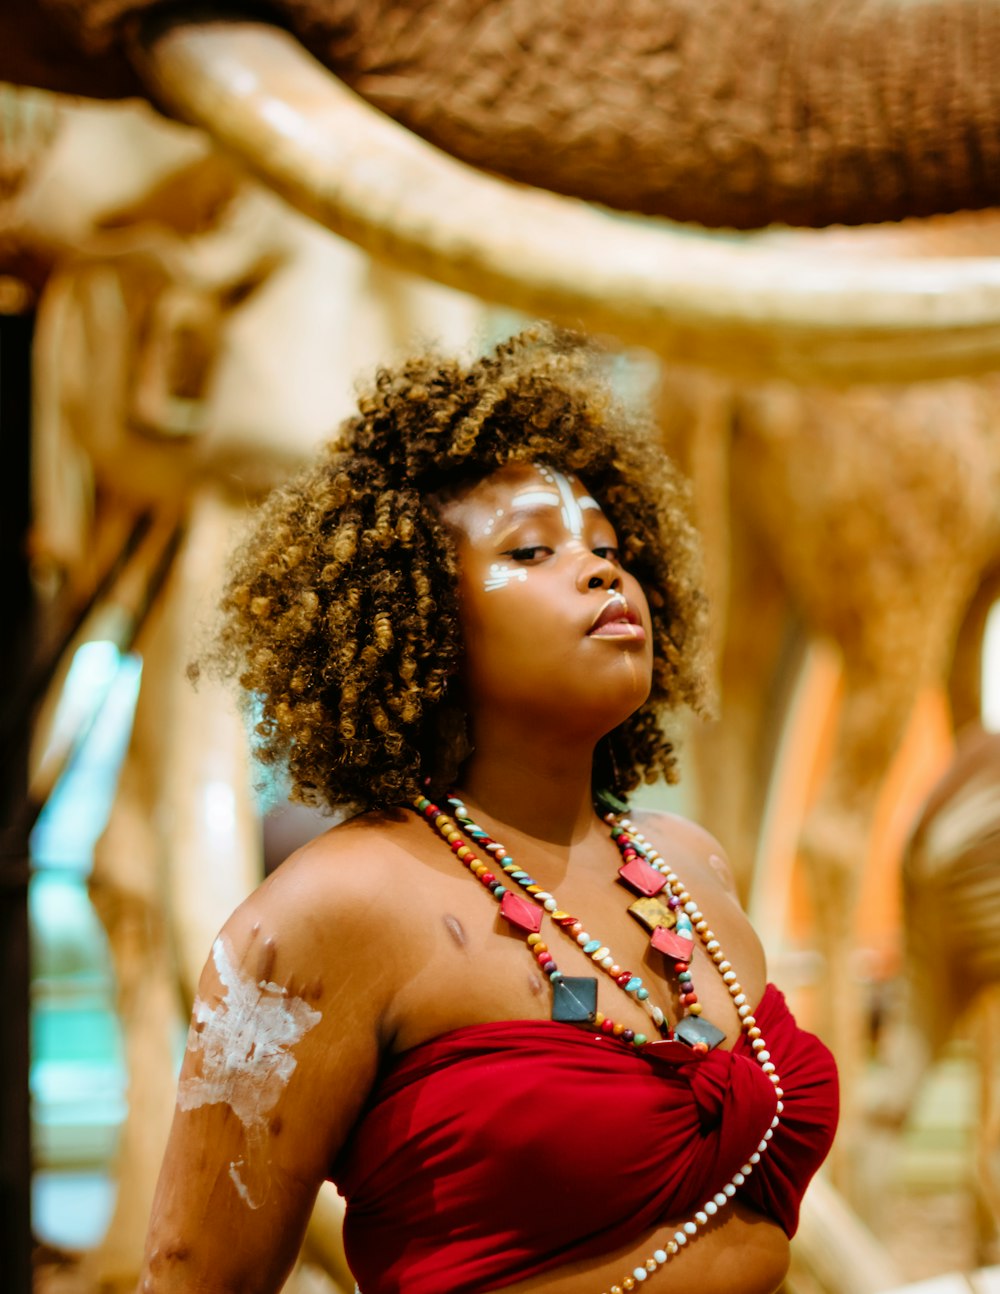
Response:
[6,0,1000,230]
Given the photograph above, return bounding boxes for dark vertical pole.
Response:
[0,309,35,1294]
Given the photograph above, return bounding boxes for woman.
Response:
[138,327,838,1294]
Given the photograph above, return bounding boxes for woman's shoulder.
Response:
[627,806,741,901]
[214,808,428,990]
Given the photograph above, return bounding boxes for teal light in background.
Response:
[30,643,143,1248]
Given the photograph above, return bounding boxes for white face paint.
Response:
[178,936,322,1209]
[481,506,505,538]
[480,466,604,592]
[531,466,601,540]
[484,562,529,593]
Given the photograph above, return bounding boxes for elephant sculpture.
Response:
[4,0,1000,230]
[4,4,1000,385]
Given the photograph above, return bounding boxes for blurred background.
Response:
[3,5,1000,1293]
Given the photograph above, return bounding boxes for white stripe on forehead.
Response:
[520,468,600,539]
[510,489,561,510]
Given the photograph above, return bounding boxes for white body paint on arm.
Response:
[178,936,322,1208]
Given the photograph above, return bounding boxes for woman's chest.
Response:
[386,844,768,1056]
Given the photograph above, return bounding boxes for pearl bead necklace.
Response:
[596,816,784,1294]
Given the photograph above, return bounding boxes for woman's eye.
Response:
[593,546,621,562]
[505,546,550,562]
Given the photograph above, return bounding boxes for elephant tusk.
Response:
[131,16,1000,384]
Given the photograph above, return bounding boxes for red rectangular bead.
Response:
[499,891,543,934]
[650,927,694,963]
[617,857,667,898]
[641,1039,701,1067]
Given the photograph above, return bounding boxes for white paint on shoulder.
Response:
[178,935,322,1132]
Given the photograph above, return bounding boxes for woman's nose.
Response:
[579,553,621,592]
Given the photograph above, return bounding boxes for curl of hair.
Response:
[202,326,713,813]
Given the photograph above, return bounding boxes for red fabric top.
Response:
[331,984,838,1294]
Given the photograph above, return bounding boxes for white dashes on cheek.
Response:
[484,562,529,593]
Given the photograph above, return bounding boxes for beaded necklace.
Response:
[413,793,784,1294]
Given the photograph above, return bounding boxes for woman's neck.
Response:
[455,722,605,855]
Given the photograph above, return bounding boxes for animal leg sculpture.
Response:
[83,491,263,1291]
[795,668,919,1180]
[83,537,188,1293]
[892,731,1000,1263]
[977,988,1000,1265]
[693,489,797,902]
[656,367,793,900]
[949,561,1000,733]
[156,489,264,1005]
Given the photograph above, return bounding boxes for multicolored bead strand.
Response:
[413,793,785,1293]
[445,794,671,1047]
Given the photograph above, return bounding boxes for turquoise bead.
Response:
[636,987,649,1000]
[583,940,601,955]
[501,856,513,865]
[493,885,507,899]
[625,976,643,993]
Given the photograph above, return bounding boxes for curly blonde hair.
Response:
[202,326,712,813]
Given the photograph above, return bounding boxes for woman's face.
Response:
[439,462,654,739]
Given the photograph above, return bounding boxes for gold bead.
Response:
[623,1280,636,1292]
[646,1259,658,1272]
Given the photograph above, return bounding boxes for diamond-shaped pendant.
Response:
[674,1014,726,1051]
[641,1038,700,1066]
[551,976,598,1023]
[650,926,694,963]
[627,896,677,933]
[499,891,542,934]
[617,857,668,897]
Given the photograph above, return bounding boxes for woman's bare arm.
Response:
[137,839,396,1293]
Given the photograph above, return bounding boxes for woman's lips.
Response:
[588,595,643,639]
[589,620,646,641]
